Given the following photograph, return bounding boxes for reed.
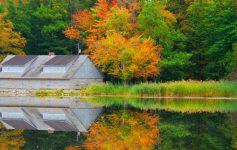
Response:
[83,81,237,98]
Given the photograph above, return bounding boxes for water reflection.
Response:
[82,96,237,113]
[0,96,236,149]
[83,110,160,149]
[0,97,103,132]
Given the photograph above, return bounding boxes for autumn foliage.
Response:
[64,0,162,81]
[83,111,160,149]
[91,33,161,80]
[0,123,26,149]
[0,12,26,61]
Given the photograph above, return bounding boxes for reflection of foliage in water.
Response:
[0,97,236,149]
[158,111,236,150]
[0,122,25,150]
[64,146,80,150]
[83,109,160,149]
[22,130,84,149]
[82,96,237,113]
[83,97,237,149]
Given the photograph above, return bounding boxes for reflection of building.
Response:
[0,97,103,132]
[0,55,103,90]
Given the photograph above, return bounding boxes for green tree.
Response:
[4,0,97,55]
[138,0,191,81]
[4,0,72,54]
[186,0,237,80]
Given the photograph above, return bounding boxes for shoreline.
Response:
[0,89,236,100]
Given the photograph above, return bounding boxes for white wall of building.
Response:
[43,66,68,73]
[73,58,103,79]
[1,112,25,119]
[2,66,27,73]
[42,113,66,120]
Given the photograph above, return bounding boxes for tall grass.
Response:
[83,81,237,98]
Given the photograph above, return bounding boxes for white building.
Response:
[0,55,103,90]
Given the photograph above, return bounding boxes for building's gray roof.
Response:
[2,55,37,66]
[44,120,77,131]
[3,119,37,130]
[44,55,78,66]
[0,55,90,79]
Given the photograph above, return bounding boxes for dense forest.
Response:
[0,0,236,82]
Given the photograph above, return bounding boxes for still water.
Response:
[0,96,236,150]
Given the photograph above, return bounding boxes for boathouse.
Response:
[0,55,103,90]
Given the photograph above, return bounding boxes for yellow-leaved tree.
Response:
[0,12,26,61]
[0,122,26,150]
[90,32,162,81]
[64,0,162,82]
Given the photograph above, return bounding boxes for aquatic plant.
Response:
[83,81,237,98]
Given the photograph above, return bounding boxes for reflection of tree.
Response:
[0,122,26,150]
[228,112,237,149]
[83,97,237,113]
[159,111,235,150]
[23,131,84,149]
[84,110,160,149]
[64,146,80,150]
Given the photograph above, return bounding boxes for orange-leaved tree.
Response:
[83,111,160,150]
[90,32,161,81]
[64,146,80,150]
[0,122,26,149]
[65,0,118,44]
[0,12,26,61]
[64,0,162,81]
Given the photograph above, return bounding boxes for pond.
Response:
[0,96,236,150]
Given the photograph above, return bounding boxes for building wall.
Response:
[0,78,103,90]
[43,66,67,73]
[2,66,27,73]
[73,57,103,79]
[43,62,72,73]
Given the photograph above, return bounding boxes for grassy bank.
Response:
[83,81,237,98]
